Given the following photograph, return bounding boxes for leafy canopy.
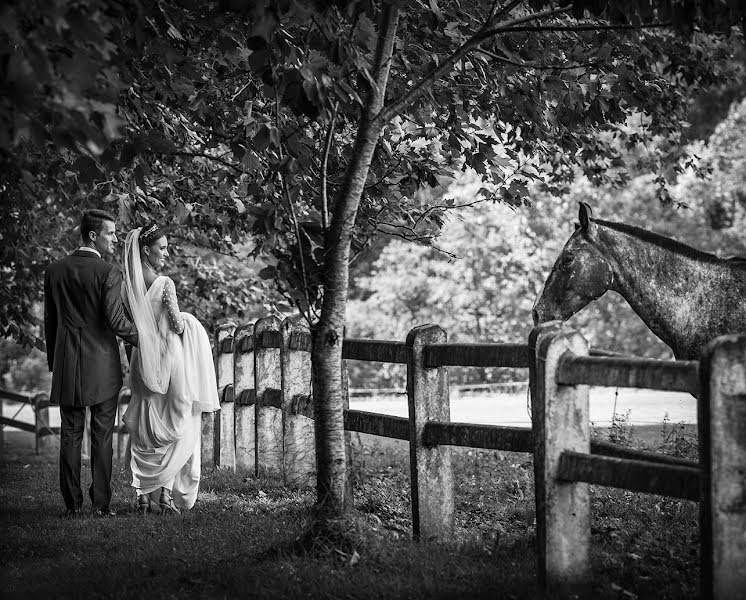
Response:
[1,0,743,345]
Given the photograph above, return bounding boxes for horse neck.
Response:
[597,227,723,357]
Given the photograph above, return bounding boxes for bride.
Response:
[122,222,219,514]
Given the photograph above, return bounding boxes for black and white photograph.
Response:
[1,1,745,598]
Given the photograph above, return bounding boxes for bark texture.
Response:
[312,4,400,517]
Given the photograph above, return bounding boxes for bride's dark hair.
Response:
[139,221,166,247]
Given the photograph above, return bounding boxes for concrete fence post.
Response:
[202,324,230,470]
[116,388,131,464]
[698,335,746,600]
[215,323,236,470]
[281,316,315,486]
[234,323,256,473]
[82,408,91,459]
[532,325,591,596]
[406,324,453,541]
[255,316,283,477]
[34,392,54,454]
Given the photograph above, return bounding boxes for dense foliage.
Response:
[0,0,742,344]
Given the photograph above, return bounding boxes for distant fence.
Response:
[1,388,131,459]
[349,380,529,398]
[205,317,745,599]
[0,389,56,454]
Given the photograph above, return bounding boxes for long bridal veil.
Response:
[122,227,219,508]
[123,228,169,394]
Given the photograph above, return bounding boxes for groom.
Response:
[44,209,138,517]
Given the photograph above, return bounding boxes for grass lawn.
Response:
[1,423,699,599]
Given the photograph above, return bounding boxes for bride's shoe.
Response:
[137,494,150,515]
[159,488,181,515]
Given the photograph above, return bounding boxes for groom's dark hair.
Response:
[81,209,116,242]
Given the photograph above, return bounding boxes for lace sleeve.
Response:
[162,277,185,335]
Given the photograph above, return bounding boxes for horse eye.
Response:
[562,254,574,265]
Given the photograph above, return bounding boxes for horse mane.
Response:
[593,218,745,265]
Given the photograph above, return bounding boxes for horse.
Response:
[532,202,746,360]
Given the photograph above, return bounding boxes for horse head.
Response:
[532,202,615,325]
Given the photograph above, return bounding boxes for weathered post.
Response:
[201,342,217,470]
[531,324,591,595]
[215,323,236,470]
[82,408,91,459]
[34,392,55,454]
[255,316,283,477]
[202,324,228,470]
[406,324,453,541]
[698,335,746,600]
[233,323,256,473]
[281,316,315,486]
[116,388,131,464]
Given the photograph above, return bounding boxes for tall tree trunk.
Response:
[312,3,400,519]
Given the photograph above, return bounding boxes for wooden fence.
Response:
[204,317,745,599]
[530,322,745,599]
[0,389,56,454]
[1,388,131,459]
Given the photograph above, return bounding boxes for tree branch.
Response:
[483,21,673,35]
[377,4,571,124]
[274,87,311,313]
[375,224,459,260]
[282,171,311,305]
[320,102,339,232]
[369,3,400,110]
[475,46,605,70]
[168,151,246,173]
[364,158,403,190]
[411,198,495,229]
[486,0,525,27]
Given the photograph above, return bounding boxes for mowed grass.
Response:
[1,424,699,599]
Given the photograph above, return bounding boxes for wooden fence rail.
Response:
[342,339,411,364]
[557,353,699,395]
[0,389,57,454]
[344,409,409,440]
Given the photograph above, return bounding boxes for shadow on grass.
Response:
[1,424,700,599]
[1,455,541,600]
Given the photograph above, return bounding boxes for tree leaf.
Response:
[258,265,277,279]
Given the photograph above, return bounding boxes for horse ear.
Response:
[578,202,594,232]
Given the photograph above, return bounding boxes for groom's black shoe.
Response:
[63,507,82,519]
[92,507,116,518]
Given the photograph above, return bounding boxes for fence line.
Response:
[1,313,742,597]
[349,380,530,398]
[0,389,57,454]
[1,387,133,460]
[177,315,746,599]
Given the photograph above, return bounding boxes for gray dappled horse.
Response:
[532,203,746,360]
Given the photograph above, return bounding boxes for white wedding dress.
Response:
[121,231,219,511]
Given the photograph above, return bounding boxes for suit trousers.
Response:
[59,395,118,510]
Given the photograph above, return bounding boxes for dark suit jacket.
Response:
[44,250,139,407]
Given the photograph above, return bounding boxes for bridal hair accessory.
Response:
[140,222,163,246]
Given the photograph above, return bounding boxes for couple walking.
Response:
[44,209,219,517]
